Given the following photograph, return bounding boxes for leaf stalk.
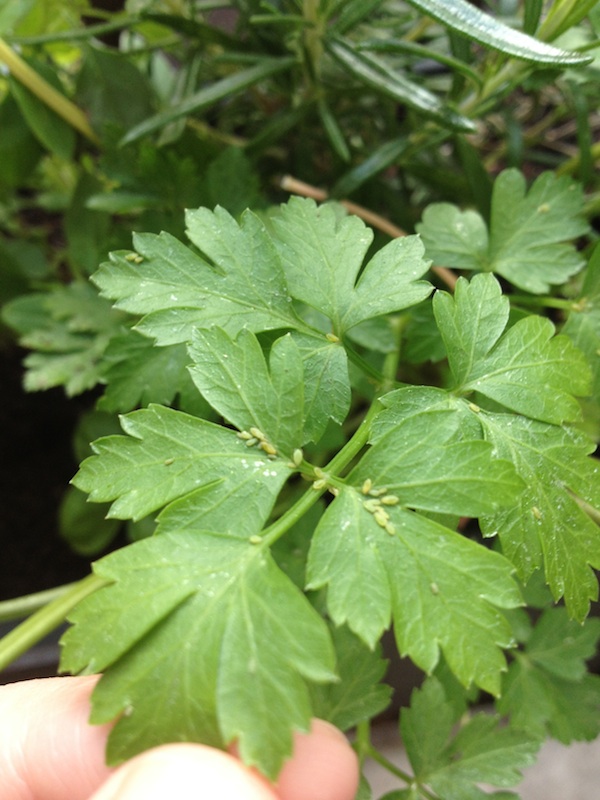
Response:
[0,574,108,673]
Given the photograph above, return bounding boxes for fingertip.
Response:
[89,744,279,800]
[276,720,359,800]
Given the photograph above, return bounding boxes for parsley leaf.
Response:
[98,330,192,413]
[2,283,121,395]
[417,169,589,293]
[307,463,522,695]
[434,273,591,424]
[73,404,292,536]
[188,328,304,453]
[272,197,432,335]
[498,607,600,743]
[310,624,391,731]
[93,208,298,345]
[60,531,336,778]
[400,677,540,800]
[563,244,600,436]
[479,413,600,620]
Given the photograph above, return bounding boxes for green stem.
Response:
[0,574,108,673]
[8,17,135,45]
[556,140,600,178]
[303,0,325,91]
[364,743,416,786]
[0,38,101,145]
[509,294,580,311]
[0,582,82,623]
[344,341,389,387]
[261,399,382,547]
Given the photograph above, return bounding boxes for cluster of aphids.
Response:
[360,478,399,536]
[237,427,278,456]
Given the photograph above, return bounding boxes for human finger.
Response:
[0,675,112,800]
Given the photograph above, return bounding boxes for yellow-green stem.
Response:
[0,38,101,145]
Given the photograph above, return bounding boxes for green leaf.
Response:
[417,169,589,293]
[479,412,600,620]
[60,531,336,778]
[272,197,432,335]
[120,57,295,145]
[498,608,600,742]
[365,406,524,516]
[310,624,391,731]
[291,331,351,442]
[76,45,154,133]
[401,677,540,800]
[205,147,262,216]
[73,404,292,536]
[0,94,42,189]
[59,486,120,556]
[326,38,476,133]
[8,58,76,159]
[98,331,192,413]
[332,137,409,198]
[434,273,591,424]
[307,487,522,694]
[416,203,489,273]
[188,328,304,454]
[403,0,591,64]
[91,200,356,437]
[2,284,121,395]
[563,244,600,435]
[93,207,299,345]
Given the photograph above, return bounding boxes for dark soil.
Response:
[0,346,91,600]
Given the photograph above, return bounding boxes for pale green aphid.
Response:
[259,441,277,456]
[363,498,381,514]
[292,448,303,466]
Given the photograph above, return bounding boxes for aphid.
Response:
[163,458,174,466]
[537,203,550,213]
[326,332,340,343]
[430,582,440,595]
[374,509,390,527]
[249,534,263,545]
[133,255,144,264]
[237,430,253,440]
[312,478,327,490]
[292,448,303,466]
[468,402,480,413]
[329,486,339,497]
[125,252,138,262]
[369,487,388,497]
[249,427,266,441]
[363,498,381,514]
[381,494,399,506]
[531,506,542,520]
[245,437,258,447]
[314,467,326,480]
[361,478,373,495]
[259,441,277,456]
[384,522,396,536]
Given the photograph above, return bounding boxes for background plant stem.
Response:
[0,574,108,673]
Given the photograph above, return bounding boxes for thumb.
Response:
[89,743,279,800]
